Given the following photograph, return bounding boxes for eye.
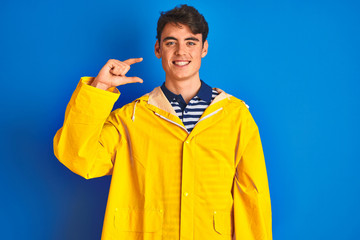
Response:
[165,41,175,46]
[187,42,196,46]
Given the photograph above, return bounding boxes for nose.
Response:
[175,42,186,55]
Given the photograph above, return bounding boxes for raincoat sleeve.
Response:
[233,106,272,239]
[53,77,121,179]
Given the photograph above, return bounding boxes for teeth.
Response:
[174,61,190,66]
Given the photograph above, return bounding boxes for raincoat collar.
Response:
[147,87,177,116]
[135,86,235,136]
[142,86,232,116]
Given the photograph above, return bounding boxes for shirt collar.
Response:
[160,80,213,104]
[161,83,182,103]
[197,80,213,103]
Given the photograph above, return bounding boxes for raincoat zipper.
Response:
[197,107,223,124]
[154,112,189,133]
[132,100,139,122]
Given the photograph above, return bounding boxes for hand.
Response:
[91,58,143,90]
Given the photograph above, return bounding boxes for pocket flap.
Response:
[114,208,164,232]
[213,210,233,235]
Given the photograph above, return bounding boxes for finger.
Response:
[106,59,121,70]
[109,66,122,76]
[113,60,131,75]
[109,61,130,75]
[119,63,131,76]
[123,58,143,66]
[110,64,129,76]
[106,59,126,72]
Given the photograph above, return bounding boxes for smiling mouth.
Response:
[173,61,191,66]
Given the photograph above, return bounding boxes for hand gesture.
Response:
[91,58,143,90]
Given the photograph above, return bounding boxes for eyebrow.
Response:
[185,37,200,42]
[163,36,200,42]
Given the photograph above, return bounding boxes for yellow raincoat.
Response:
[54,77,272,240]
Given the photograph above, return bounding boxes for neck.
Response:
[165,77,201,104]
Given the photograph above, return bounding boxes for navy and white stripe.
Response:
[161,81,219,133]
[171,90,219,132]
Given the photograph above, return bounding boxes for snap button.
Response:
[184,192,189,197]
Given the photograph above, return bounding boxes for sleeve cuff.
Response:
[81,76,120,95]
[65,77,121,123]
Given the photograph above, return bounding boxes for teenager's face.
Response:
[155,23,208,83]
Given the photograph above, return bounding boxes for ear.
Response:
[201,40,208,58]
[154,40,161,59]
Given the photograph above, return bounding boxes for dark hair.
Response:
[156,4,209,44]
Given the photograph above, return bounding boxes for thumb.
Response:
[113,76,143,86]
[124,76,144,84]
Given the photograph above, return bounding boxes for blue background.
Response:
[1,0,359,239]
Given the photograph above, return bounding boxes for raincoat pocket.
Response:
[114,208,164,233]
[213,210,233,236]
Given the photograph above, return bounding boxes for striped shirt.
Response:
[161,81,219,132]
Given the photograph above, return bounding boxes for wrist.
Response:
[91,79,111,91]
